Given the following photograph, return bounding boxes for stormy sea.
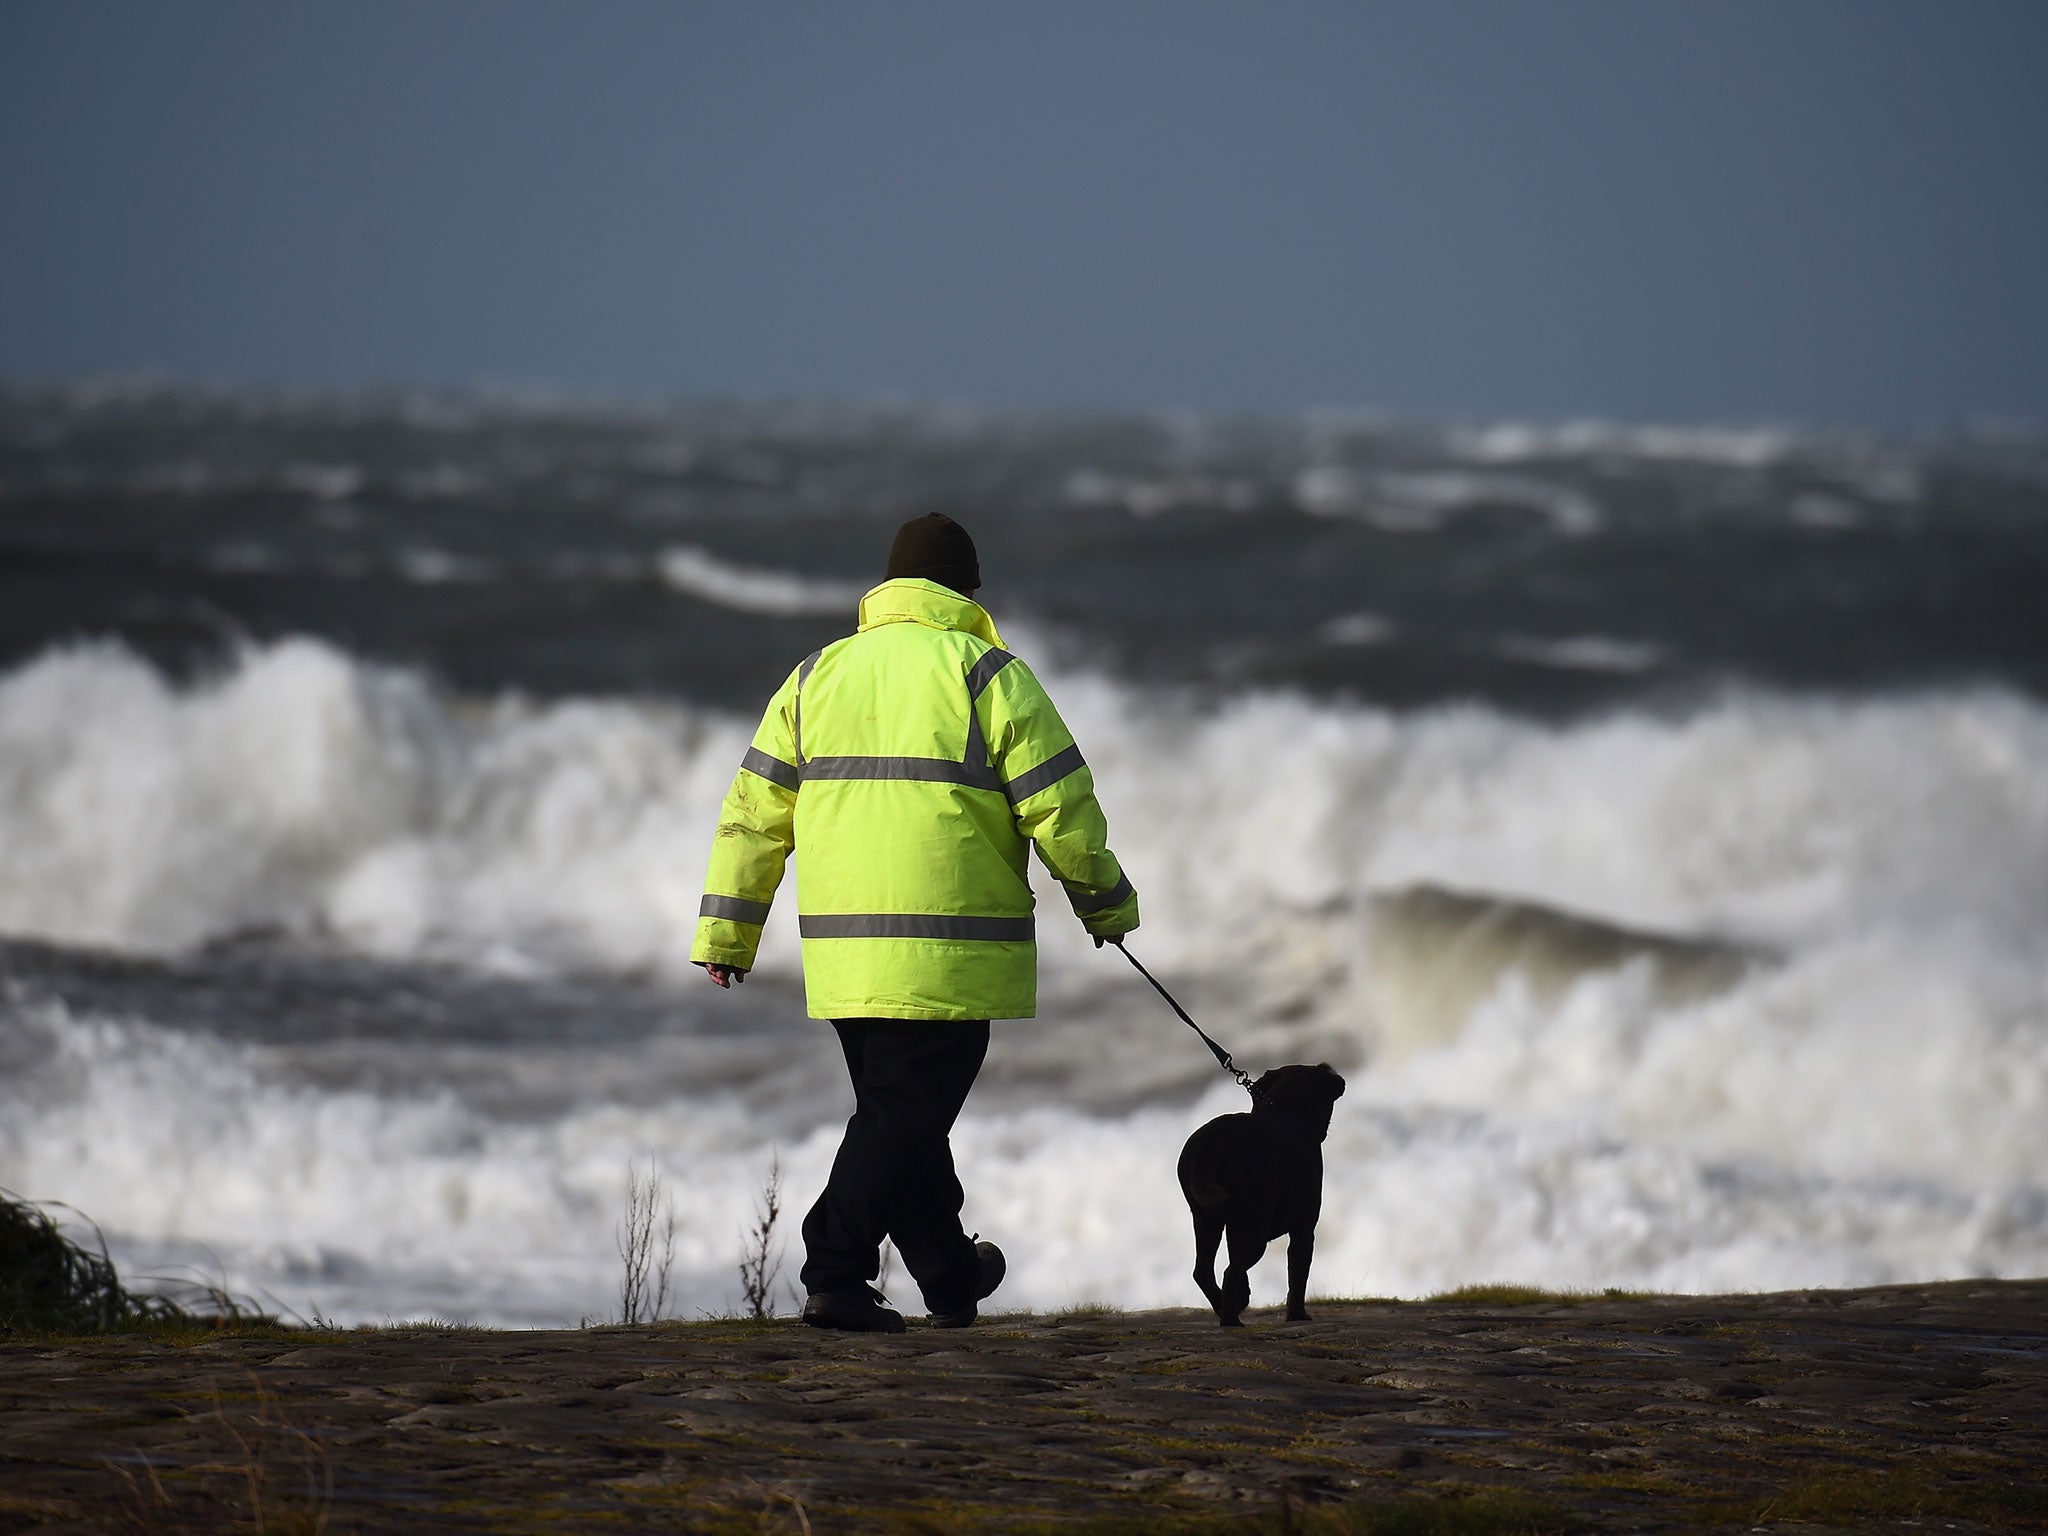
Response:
[2,383,2044,1327]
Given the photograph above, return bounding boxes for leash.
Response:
[1107,940,1254,1096]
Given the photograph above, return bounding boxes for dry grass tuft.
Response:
[104,1370,333,1535]
[2,1188,268,1336]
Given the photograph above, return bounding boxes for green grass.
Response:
[1053,1300,1130,1319]
[1421,1284,1654,1307]
[39,1316,310,1346]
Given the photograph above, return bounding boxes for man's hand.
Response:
[1092,933,1126,949]
[698,963,748,989]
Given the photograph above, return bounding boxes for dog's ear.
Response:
[1318,1063,1347,1100]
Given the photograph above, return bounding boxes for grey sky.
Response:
[3,2,2044,425]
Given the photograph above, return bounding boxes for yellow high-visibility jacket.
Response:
[691,578,1138,1020]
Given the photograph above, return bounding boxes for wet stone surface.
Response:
[2,1279,2045,1532]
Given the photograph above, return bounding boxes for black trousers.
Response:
[799,1017,990,1310]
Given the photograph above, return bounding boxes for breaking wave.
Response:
[655,545,866,616]
[4,634,2047,979]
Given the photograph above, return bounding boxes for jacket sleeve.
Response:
[690,665,803,970]
[980,657,1139,938]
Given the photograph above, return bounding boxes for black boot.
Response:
[927,1241,1006,1329]
[802,1285,906,1334]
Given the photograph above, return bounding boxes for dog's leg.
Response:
[1220,1225,1263,1327]
[1191,1206,1228,1322]
[1284,1227,1315,1322]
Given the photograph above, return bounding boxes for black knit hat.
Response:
[885,513,981,595]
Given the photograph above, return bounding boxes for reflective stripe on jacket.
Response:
[690,578,1139,1019]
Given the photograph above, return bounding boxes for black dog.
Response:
[1177,1063,1346,1327]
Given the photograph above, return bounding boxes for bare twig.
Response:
[738,1155,785,1321]
[654,1200,677,1323]
[618,1166,650,1326]
[617,1159,677,1325]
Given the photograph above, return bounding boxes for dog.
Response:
[1177,1063,1346,1327]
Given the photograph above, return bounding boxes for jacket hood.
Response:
[856,578,1005,648]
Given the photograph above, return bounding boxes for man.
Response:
[691,513,1139,1332]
